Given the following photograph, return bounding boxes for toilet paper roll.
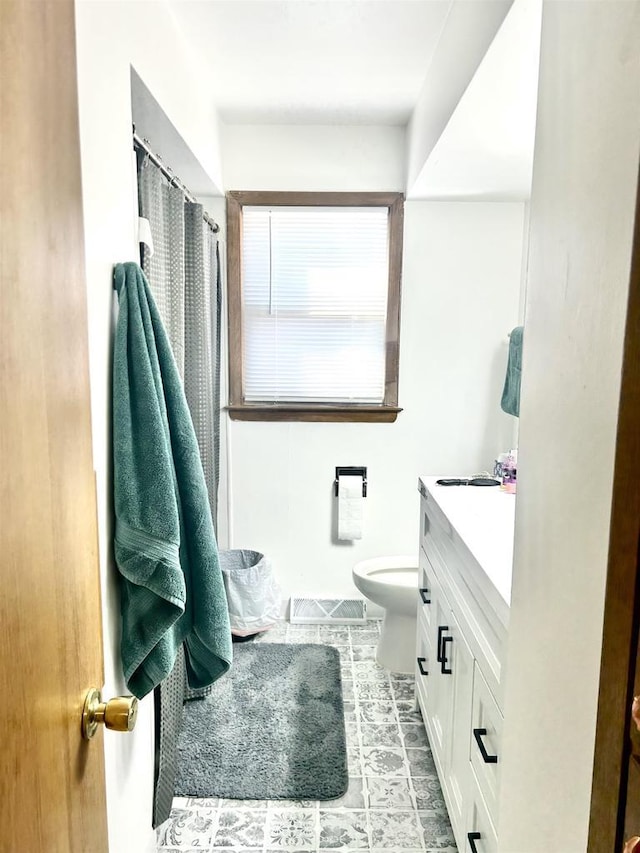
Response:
[337,475,364,541]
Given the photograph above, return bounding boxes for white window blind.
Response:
[241,206,390,403]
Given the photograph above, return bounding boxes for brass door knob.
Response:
[81,688,139,740]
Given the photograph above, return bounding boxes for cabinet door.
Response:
[424,569,454,775]
[446,610,475,839]
[415,609,432,716]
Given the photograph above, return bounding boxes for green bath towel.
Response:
[113,262,231,699]
[501,325,524,417]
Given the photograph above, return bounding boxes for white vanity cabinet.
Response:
[415,477,514,853]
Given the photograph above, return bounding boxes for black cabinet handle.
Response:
[473,728,498,763]
[419,587,431,604]
[436,625,449,662]
[440,635,453,674]
[468,831,481,852]
[416,657,428,676]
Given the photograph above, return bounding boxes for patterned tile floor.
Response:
[156,621,456,852]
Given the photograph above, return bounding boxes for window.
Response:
[227,191,404,422]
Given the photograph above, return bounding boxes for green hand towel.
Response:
[501,326,524,417]
[113,262,232,699]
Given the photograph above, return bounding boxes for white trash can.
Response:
[219,549,281,639]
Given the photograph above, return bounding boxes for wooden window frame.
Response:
[226,190,404,423]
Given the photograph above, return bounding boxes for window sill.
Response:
[226,404,402,423]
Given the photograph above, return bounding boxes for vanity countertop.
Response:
[418,475,515,609]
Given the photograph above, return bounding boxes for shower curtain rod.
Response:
[133,129,219,233]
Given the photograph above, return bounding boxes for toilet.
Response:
[352,555,419,673]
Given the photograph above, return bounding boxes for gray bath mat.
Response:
[174,643,348,800]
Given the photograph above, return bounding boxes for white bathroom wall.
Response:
[222,124,406,192]
[404,0,512,192]
[498,2,640,850]
[407,0,541,202]
[74,3,223,851]
[222,123,524,603]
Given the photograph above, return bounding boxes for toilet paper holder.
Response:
[334,466,368,497]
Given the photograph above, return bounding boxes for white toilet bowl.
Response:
[352,555,419,673]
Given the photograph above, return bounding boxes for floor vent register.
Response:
[289,596,367,625]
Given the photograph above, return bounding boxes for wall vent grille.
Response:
[289,596,367,624]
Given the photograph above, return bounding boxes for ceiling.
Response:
[168,0,507,126]
[165,0,542,199]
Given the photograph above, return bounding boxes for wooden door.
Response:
[623,624,640,849]
[0,1,109,851]
[588,165,640,850]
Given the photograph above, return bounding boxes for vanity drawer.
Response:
[465,773,498,853]
[469,663,503,827]
[418,547,435,632]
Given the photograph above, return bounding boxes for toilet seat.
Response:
[365,568,418,586]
